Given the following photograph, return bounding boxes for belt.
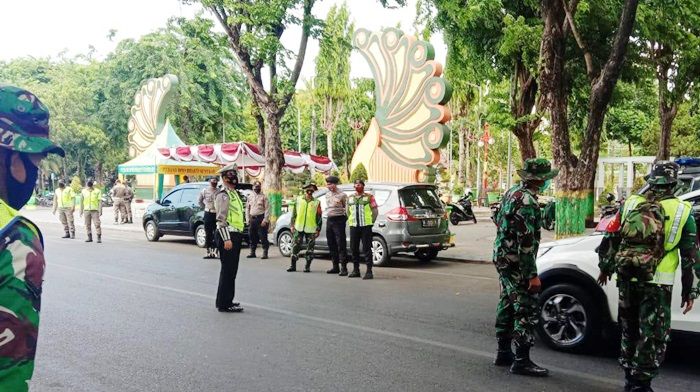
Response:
[205,209,216,213]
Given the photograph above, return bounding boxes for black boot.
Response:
[62,232,70,239]
[630,379,653,392]
[97,235,102,243]
[493,338,514,366]
[85,234,93,243]
[624,369,633,392]
[348,263,361,278]
[247,250,257,258]
[362,266,373,280]
[261,249,269,260]
[509,345,549,377]
[339,263,348,276]
[327,261,340,274]
[287,257,297,272]
[70,231,75,239]
[304,260,311,273]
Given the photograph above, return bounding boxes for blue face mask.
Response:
[5,152,39,210]
[538,179,552,193]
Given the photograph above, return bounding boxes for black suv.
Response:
[142,182,252,247]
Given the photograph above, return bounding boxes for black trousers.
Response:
[216,231,243,309]
[204,212,216,250]
[327,216,348,266]
[350,225,373,268]
[249,214,269,252]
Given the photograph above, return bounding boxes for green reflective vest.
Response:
[226,190,245,232]
[0,199,18,228]
[348,194,374,227]
[82,188,101,211]
[622,195,692,285]
[56,188,75,209]
[293,196,320,233]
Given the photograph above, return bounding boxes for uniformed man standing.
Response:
[492,158,557,377]
[110,180,127,224]
[123,181,134,224]
[199,176,219,259]
[52,180,76,238]
[324,176,349,275]
[598,161,700,392]
[246,181,270,260]
[213,164,245,313]
[287,183,322,273]
[0,84,62,391]
[80,180,103,243]
[347,179,378,280]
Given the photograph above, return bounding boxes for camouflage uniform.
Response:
[598,161,700,390]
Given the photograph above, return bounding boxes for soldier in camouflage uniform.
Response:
[598,161,700,392]
[492,158,558,377]
[287,184,322,273]
[0,85,64,391]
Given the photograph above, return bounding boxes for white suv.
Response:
[535,190,700,352]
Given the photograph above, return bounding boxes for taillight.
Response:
[386,207,418,222]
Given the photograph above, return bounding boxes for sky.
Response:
[0,0,447,83]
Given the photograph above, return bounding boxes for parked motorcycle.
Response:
[596,193,623,232]
[449,193,477,225]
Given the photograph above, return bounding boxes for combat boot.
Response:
[85,234,93,243]
[247,250,257,258]
[338,263,348,276]
[630,380,653,392]
[493,337,514,366]
[327,261,340,274]
[70,231,75,239]
[624,369,633,392]
[509,345,549,377]
[97,235,102,243]
[304,260,311,273]
[286,257,297,272]
[261,249,269,260]
[348,263,361,278]
[362,265,373,280]
[62,232,70,239]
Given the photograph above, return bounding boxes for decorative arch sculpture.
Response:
[350,28,452,183]
[127,74,179,157]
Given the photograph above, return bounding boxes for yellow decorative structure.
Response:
[127,74,179,158]
[351,28,452,183]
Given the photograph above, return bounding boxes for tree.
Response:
[350,163,368,182]
[539,0,640,236]
[314,3,353,164]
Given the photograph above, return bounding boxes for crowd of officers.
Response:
[52,179,109,243]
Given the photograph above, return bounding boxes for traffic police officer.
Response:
[347,179,378,280]
[492,158,557,377]
[325,175,349,275]
[598,161,700,392]
[287,183,322,273]
[80,180,103,243]
[199,176,219,259]
[214,164,245,312]
[52,180,76,238]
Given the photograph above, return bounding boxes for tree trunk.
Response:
[256,112,266,149]
[656,71,678,161]
[326,128,333,162]
[511,62,539,162]
[263,111,285,223]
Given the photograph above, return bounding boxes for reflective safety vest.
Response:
[0,199,18,228]
[293,196,320,233]
[348,194,374,227]
[621,195,692,285]
[226,190,245,232]
[56,188,75,209]
[82,188,101,211]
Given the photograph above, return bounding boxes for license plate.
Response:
[422,218,438,228]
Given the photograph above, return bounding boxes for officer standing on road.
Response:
[597,161,700,392]
[52,180,76,238]
[245,180,270,260]
[110,179,127,224]
[199,176,219,259]
[325,175,349,275]
[80,180,103,243]
[347,179,378,280]
[123,181,134,224]
[492,158,558,377]
[213,164,245,313]
[287,183,322,273]
[0,84,63,390]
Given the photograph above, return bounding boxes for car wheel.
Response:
[449,213,460,226]
[194,225,207,248]
[536,283,602,353]
[415,248,438,263]
[371,236,390,266]
[145,220,160,242]
[277,230,293,257]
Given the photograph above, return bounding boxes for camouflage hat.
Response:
[0,85,64,156]
[517,158,559,181]
[645,160,679,185]
[217,163,238,174]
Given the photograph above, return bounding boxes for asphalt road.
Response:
[31,223,699,391]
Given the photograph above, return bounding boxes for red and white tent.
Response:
[157,142,336,176]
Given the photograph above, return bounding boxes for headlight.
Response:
[537,247,552,258]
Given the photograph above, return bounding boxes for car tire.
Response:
[194,224,207,248]
[371,236,390,267]
[277,230,293,257]
[449,213,460,226]
[536,283,602,353]
[145,220,160,242]
[415,248,438,263]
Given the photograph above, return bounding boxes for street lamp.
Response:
[476,123,495,204]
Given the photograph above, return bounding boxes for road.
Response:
[31,222,698,391]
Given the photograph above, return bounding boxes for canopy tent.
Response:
[157,141,336,176]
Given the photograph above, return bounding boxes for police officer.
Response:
[0,84,63,390]
[214,164,245,312]
[325,175,349,275]
[347,179,378,280]
[110,179,127,224]
[199,176,219,259]
[246,181,270,259]
[52,180,76,238]
[492,158,557,377]
[598,161,700,392]
[287,183,322,273]
[80,180,103,243]
[123,181,134,224]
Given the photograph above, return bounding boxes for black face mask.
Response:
[254,187,261,193]
[5,152,38,210]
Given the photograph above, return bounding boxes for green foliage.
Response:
[349,163,368,183]
[70,176,82,193]
[312,172,327,188]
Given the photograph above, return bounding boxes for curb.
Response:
[436,256,490,264]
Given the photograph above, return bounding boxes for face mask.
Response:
[254,187,261,193]
[538,179,552,193]
[5,152,39,210]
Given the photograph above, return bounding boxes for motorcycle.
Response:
[101,193,114,207]
[596,193,623,232]
[448,193,477,225]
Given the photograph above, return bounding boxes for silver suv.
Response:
[272,183,453,266]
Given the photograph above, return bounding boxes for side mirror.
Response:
[161,199,171,206]
[155,199,161,205]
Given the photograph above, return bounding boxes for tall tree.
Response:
[539,0,640,236]
[314,3,353,163]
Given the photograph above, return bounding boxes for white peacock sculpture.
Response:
[127,74,179,158]
[351,28,452,183]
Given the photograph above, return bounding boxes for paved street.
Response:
[30,219,699,391]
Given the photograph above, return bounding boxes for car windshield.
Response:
[399,187,442,210]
